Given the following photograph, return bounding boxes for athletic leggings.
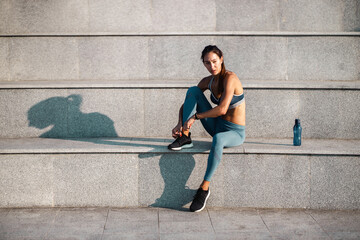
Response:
[182,86,246,182]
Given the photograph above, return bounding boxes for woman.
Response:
[168,45,246,212]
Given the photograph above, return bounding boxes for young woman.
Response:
[168,45,246,212]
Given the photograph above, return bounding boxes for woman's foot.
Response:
[168,132,193,151]
[190,188,210,212]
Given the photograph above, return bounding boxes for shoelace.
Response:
[193,189,206,201]
[176,135,187,144]
[174,136,182,144]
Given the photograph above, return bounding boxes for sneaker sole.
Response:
[194,189,211,213]
[169,142,193,151]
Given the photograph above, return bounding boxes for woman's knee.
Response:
[212,133,225,148]
[186,86,202,98]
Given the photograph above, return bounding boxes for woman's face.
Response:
[203,52,223,76]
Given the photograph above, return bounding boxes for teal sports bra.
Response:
[208,77,244,109]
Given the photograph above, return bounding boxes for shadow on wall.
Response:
[28,95,200,210]
[139,153,197,211]
[27,94,118,138]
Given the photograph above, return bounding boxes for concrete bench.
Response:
[1,80,360,139]
[0,137,359,210]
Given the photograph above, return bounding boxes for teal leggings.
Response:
[182,86,246,181]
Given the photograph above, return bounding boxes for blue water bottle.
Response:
[293,119,302,146]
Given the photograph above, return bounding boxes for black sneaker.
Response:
[190,188,210,212]
[168,133,193,151]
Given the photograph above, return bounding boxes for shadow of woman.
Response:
[27,94,118,138]
[28,94,200,211]
[139,153,197,211]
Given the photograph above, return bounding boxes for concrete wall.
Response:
[1,153,359,209]
[1,0,359,34]
[0,36,359,82]
[1,88,359,139]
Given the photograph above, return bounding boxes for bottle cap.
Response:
[295,119,300,125]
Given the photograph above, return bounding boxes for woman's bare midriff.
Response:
[222,102,246,126]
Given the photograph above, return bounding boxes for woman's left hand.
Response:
[183,115,196,131]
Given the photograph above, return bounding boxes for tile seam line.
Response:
[0,152,359,156]
[157,208,160,239]
[206,208,216,234]
[308,211,334,240]
[0,87,360,91]
[100,208,110,240]
[1,86,359,90]
[257,209,274,238]
[0,32,359,37]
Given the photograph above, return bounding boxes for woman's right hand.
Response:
[172,123,183,138]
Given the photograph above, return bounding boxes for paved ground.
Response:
[0,207,359,240]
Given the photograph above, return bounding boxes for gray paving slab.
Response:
[208,208,268,233]
[104,208,158,235]
[0,208,9,225]
[159,208,213,234]
[46,208,107,240]
[0,208,58,239]
[259,209,331,239]
[309,210,360,240]
[0,207,359,240]
[161,232,216,240]
[102,233,158,240]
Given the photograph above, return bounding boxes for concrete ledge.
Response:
[0,137,359,209]
[1,80,360,90]
[0,137,359,155]
[1,87,359,139]
[1,36,359,82]
[2,0,359,34]
[1,31,360,37]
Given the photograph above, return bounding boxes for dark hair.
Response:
[201,45,226,93]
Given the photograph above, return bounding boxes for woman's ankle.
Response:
[182,130,190,137]
[200,181,210,191]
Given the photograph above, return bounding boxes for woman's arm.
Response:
[172,76,210,137]
[177,76,210,125]
[196,73,236,119]
[183,73,237,131]
[197,77,210,92]
[177,104,184,126]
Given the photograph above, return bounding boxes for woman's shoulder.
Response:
[224,71,238,79]
[224,71,243,91]
[224,71,241,84]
